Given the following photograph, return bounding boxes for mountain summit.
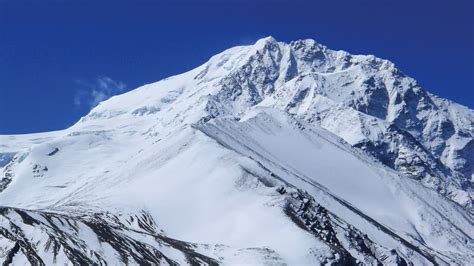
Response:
[1,37,473,265]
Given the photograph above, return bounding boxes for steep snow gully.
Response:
[0,37,473,265]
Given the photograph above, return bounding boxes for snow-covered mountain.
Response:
[0,37,473,265]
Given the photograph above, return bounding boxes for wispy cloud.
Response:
[74,76,126,109]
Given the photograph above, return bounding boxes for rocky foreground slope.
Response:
[0,37,473,265]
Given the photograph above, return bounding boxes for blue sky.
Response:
[0,0,473,134]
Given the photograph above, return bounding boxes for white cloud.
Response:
[74,76,126,109]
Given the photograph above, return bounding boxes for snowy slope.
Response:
[0,37,473,265]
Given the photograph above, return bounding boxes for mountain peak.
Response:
[1,37,473,265]
[254,35,278,46]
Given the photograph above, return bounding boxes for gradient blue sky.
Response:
[1,0,473,134]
